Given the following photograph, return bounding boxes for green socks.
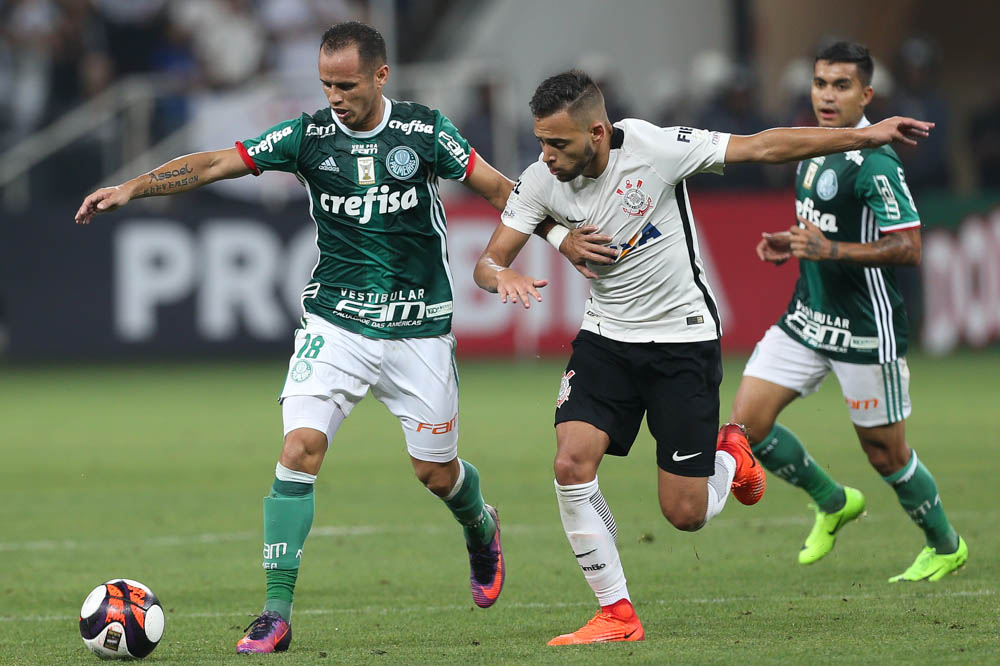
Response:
[263,477,315,621]
[883,451,959,554]
[443,460,496,548]
[752,423,846,513]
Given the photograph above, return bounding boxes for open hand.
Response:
[866,116,935,148]
[75,186,130,225]
[495,268,548,309]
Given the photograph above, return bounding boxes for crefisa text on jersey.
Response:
[388,119,434,135]
[247,126,293,156]
[319,185,418,224]
[795,196,839,232]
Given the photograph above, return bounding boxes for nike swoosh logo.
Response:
[574,549,597,559]
[623,629,638,639]
[479,554,504,597]
[827,513,848,535]
[672,451,702,462]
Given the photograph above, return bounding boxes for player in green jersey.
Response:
[74,21,584,654]
[732,42,967,581]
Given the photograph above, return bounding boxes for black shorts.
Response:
[554,329,722,476]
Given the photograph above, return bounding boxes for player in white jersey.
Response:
[474,70,934,645]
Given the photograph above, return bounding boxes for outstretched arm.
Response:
[74,148,251,224]
[725,116,934,165]
[789,218,921,266]
[461,153,514,212]
[465,158,616,278]
[474,223,549,308]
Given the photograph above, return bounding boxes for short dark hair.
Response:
[320,22,386,72]
[815,41,874,86]
[530,69,605,119]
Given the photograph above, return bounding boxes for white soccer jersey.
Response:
[502,119,731,343]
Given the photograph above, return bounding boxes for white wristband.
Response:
[544,224,570,252]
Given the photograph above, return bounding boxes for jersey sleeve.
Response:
[236,117,303,175]
[856,152,920,232]
[433,112,475,182]
[500,162,550,235]
[649,125,731,184]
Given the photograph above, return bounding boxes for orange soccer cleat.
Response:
[547,599,644,646]
[717,423,766,505]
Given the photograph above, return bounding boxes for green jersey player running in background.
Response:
[732,42,967,581]
[75,21,520,655]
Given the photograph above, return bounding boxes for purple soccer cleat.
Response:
[467,504,505,608]
[236,610,291,654]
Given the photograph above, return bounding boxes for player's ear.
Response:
[589,121,607,143]
[374,63,389,88]
[860,85,874,108]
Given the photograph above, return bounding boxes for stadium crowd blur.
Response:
[2,0,999,200]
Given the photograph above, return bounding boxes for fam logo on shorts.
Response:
[816,169,839,200]
[556,370,575,408]
[385,146,420,180]
[290,359,313,383]
[615,179,653,216]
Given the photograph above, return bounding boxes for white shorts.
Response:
[743,326,911,427]
[279,313,459,462]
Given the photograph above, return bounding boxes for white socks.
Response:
[555,477,630,606]
[703,450,737,525]
[555,455,736,606]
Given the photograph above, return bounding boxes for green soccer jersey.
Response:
[238,98,474,339]
[776,135,920,364]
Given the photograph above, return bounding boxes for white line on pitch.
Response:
[2,589,993,624]
[0,509,987,552]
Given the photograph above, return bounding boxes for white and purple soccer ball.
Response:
[79,579,164,660]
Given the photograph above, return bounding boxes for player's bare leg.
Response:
[733,377,861,563]
[549,421,643,645]
[855,421,967,581]
[730,376,798,445]
[412,456,504,607]
[657,471,710,531]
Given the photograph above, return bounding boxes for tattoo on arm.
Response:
[837,230,920,266]
[138,164,200,198]
[829,241,839,259]
[869,233,917,264]
[806,235,824,257]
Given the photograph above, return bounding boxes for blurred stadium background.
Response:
[1,0,999,360]
[3,2,1000,663]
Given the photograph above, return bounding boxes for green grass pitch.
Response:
[1,352,998,665]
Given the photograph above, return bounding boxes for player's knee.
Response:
[281,428,328,470]
[419,473,452,497]
[660,498,706,532]
[860,437,909,477]
[552,453,595,486]
[413,462,453,497]
[865,448,903,477]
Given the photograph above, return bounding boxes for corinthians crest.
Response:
[616,179,653,216]
[556,370,575,408]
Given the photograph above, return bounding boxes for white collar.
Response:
[855,116,871,129]
[332,97,392,138]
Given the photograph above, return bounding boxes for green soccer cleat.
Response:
[888,536,968,582]
[798,486,866,565]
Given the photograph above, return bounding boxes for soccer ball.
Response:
[79,579,164,660]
